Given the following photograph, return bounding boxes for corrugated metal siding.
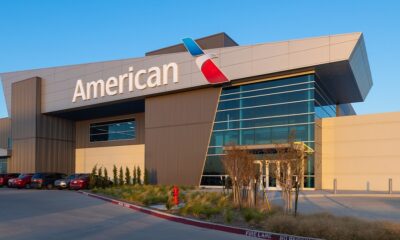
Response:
[9,77,75,174]
[0,118,11,149]
[145,87,220,186]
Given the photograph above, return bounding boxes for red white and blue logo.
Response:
[182,38,229,84]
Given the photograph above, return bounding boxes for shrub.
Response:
[104,168,110,188]
[125,167,131,185]
[137,167,142,185]
[112,165,118,186]
[119,167,124,186]
[241,208,265,224]
[144,168,149,185]
[133,166,137,185]
[263,212,400,240]
[89,165,97,189]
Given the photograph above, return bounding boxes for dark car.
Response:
[9,173,34,189]
[55,174,83,189]
[69,174,91,190]
[0,173,20,187]
[69,174,112,190]
[31,173,67,189]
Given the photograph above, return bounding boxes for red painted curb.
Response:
[78,191,321,240]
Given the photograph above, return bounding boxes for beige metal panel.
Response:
[321,112,400,191]
[75,145,145,179]
[145,87,220,186]
[0,118,11,149]
[314,119,322,190]
[75,113,145,149]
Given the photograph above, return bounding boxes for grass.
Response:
[92,185,400,240]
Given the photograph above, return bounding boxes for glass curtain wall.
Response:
[201,74,316,187]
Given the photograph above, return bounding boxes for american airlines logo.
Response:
[182,38,229,84]
[72,38,229,103]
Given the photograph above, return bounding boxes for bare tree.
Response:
[272,130,311,215]
[222,144,258,208]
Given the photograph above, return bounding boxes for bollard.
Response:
[389,178,393,194]
[333,178,337,194]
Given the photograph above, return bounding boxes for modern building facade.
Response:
[1,32,399,191]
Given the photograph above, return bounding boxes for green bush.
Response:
[125,167,131,185]
[89,165,97,189]
[241,208,265,224]
[119,166,124,186]
[112,165,118,186]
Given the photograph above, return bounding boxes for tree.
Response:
[97,167,103,188]
[222,144,258,208]
[125,167,131,185]
[113,165,118,186]
[133,166,137,185]
[89,165,97,189]
[272,130,310,216]
[119,166,124,186]
[137,167,142,185]
[144,168,149,185]
[104,168,110,188]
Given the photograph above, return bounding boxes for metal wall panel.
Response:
[0,33,370,114]
[9,77,75,174]
[145,87,220,185]
[0,118,11,149]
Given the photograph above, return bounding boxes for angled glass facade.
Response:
[201,74,316,187]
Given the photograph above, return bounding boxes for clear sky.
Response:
[0,1,399,118]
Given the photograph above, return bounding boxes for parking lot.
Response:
[0,188,251,240]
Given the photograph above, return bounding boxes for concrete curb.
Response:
[78,191,321,240]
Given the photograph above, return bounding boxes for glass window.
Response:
[90,119,136,142]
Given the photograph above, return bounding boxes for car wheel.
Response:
[47,184,53,190]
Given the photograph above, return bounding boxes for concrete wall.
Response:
[320,112,400,191]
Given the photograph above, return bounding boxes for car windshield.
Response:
[18,174,28,179]
[32,173,44,178]
[67,174,77,179]
[77,174,89,179]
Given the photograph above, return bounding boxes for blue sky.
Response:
[0,1,399,118]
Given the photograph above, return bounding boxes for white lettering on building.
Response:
[72,62,178,103]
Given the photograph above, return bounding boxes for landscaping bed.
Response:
[92,185,400,240]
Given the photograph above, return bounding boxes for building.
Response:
[0,32,399,191]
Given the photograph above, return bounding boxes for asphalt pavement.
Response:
[0,188,252,240]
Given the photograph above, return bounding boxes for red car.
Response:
[69,174,90,190]
[10,173,34,189]
[0,173,20,187]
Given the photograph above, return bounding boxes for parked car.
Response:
[69,174,90,190]
[69,174,112,190]
[0,173,20,187]
[9,173,34,189]
[55,174,82,190]
[30,173,67,189]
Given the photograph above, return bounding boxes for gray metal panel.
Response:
[145,32,238,56]
[0,32,372,113]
